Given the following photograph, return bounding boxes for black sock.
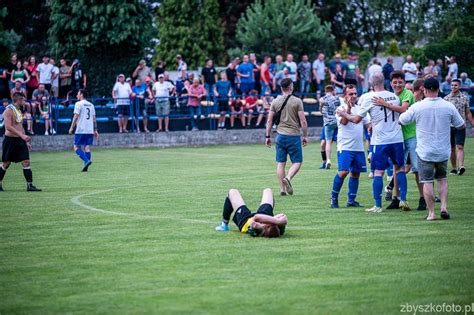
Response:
[222,196,233,223]
[0,166,6,182]
[387,177,394,190]
[321,151,327,161]
[23,168,33,184]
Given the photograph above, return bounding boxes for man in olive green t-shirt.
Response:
[265,78,308,196]
[373,71,425,211]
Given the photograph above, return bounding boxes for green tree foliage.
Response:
[218,0,255,50]
[384,39,403,57]
[155,0,225,69]
[0,7,21,64]
[48,0,153,95]
[235,0,335,59]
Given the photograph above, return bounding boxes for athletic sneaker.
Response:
[459,167,465,176]
[449,169,458,175]
[27,184,42,192]
[417,197,427,211]
[365,206,382,213]
[386,197,400,209]
[347,200,361,207]
[326,161,331,169]
[280,191,287,196]
[82,160,92,172]
[330,197,339,208]
[44,131,49,136]
[384,186,393,201]
[399,200,411,211]
[283,177,293,195]
[50,128,57,135]
[368,171,374,178]
[215,222,229,232]
[319,162,326,169]
[440,211,450,220]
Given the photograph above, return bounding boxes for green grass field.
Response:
[1,140,473,314]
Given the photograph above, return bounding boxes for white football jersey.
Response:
[336,101,369,152]
[74,100,96,134]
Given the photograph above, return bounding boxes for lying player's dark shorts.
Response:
[2,136,29,162]
[232,203,274,231]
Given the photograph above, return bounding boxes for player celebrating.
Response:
[215,188,288,238]
[0,92,41,192]
[330,84,370,208]
[68,89,99,172]
[337,72,409,213]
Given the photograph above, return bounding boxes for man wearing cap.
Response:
[69,59,87,99]
[133,59,155,82]
[152,74,174,133]
[112,74,133,133]
[399,78,465,221]
[37,55,54,92]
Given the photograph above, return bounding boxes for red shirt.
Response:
[245,96,258,109]
[27,65,39,88]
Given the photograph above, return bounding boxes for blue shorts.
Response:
[323,123,337,141]
[275,134,303,163]
[320,127,338,141]
[372,142,405,171]
[404,137,418,173]
[240,82,255,94]
[337,150,367,173]
[74,134,94,146]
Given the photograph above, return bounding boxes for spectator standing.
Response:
[382,56,394,91]
[344,52,359,86]
[250,53,261,92]
[423,59,438,77]
[59,59,71,99]
[435,59,444,83]
[132,78,149,133]
[201,58,218,101]
[69,59,87,98]
[226,59,238,96]
[112,74,132,133]
[154,60,165,80]
[445,79,474,175]
[187,78,206,131]
[319,85,340,169]
[329,53,346,75]
[260,56,272,96]
[49,58,60,98]
[399,77,465,221]
[152,74,174,133]
[133,59,155,82]
[273,67,290,94]
[265,78,308,196]
[402,55,417,83]
[214,71,232,130]
[331,64,345,95]
[297,54,311,95]
[285,54,297,83]
[26,56,39,100]
[312,53,326,96]
[237,55,255,96]
[368,59,383,79]
[10,61,30,91]
[5,53,18,92]
[460,73,473,90]
[447,56,458,80]
[37,55,53,92]
[440,77,452,96]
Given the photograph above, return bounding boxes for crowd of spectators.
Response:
[1,51,473,134]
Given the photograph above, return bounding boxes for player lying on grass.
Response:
[215,188,288,237]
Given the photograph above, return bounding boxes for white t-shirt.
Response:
[357,90,403,145]
[402,62,417,82]
[448,63,458,79]
[74,100,96,134]
[113,82,132,105]
[312,59,326,80]
[399,97,464,162]
[336,101,370,152]
[285,61,297,82]
[51,66,60,87]
[368,64,383,79]
[37,62,54,84]
[152,81,173,99]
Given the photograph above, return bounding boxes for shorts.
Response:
[275,133,303,163]
[218,99,229,112]
[404,137,418,172]
[417,155,447,183]
[74,134,94,146]
[323,123,337,141]
[116,105,130,116]
[320,127,338,141]
[232,203,274,232]
[240,82,255,94]
[337,150,367,173]
[372,142,405,171]
[450,127,466,147]
[155,100,170,116]
[2,136,29,162]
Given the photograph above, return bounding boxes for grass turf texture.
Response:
[1,140,473,314]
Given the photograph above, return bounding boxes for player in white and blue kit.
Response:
[68,89,99,172]
[337,72,409,213]
[331,84,370,208]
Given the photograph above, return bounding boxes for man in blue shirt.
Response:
[132,79,149,133]
[382,57,394,92]
[237,55,255,96]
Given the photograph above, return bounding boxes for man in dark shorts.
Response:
[215,188,288,238]
[0,92,41,191]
